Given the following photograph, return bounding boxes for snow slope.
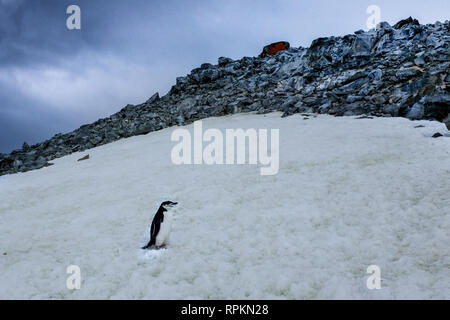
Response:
[0,113,449,299]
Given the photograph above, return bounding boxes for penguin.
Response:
[142,201,178,250]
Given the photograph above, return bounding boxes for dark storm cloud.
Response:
[0,80,74,152]
[0,0,123,68]
[0,0,449,153]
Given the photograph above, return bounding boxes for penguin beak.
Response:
[168,202,178,208]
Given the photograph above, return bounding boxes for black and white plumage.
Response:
[142,201,178,250]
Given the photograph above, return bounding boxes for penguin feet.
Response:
[156,244,166,250]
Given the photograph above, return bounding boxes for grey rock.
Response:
[396,67,423,80]
[352,32,377,56]
[393,17,420,30]
[406,102,424,119]
[368,68,383,81]
[346,95,363,103]
[414,57,425,66]
[444,115,450,130]
[146,92,160,104]
[423,94,450,121]
[1,18,449,176]
[77,155,90,161]
[22,142,30,151]
[218,57,233,66]
[13,159,23,170]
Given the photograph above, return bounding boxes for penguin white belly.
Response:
[156,212,173,246]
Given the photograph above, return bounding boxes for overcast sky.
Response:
[0,0,449,153]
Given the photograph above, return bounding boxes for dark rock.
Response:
[414,57,425,66]
[22,142,30,151]
[423,94,450,121]
[35,156,47,167]
[352,32,377,56]
[13,159,23,170]
[370,94,387,105]
[432,132,443,138]
[1,18,449,176]
[146,92,160,104]
[368,68,383,81]
[218,57,233,66]
[444,115,450,130]
[77,155,90,162]
[378,22,392,32]
[406,102,424,120]
[393,17,420,29]
[396,67,423,80]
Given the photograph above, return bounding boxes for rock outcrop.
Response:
[259,41,291,58]
[1,17,449,176]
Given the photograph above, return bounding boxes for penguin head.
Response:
[161,201,178,210]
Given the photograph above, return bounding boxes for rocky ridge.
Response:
[1,17,449,176]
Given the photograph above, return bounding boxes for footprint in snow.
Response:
[142,248,168,260]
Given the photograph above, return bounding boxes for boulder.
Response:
[393,17,420,29]
[2,18,450,176]
[352,32,377,56]
[77,155,90,162]
[259,41,290,58]
[423,94,450,121]
[146,92,160,104]
[406,102,424,120]
[443,115,450,130]
[218,57,233,66]
[22,142,30,151]
[368,68,383,81]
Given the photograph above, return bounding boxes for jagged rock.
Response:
[406,102,425,120]
[13,159,23,170]
[394,17,420,30]
[396,67,423,80]
[146,92,160,104]
[22,142,30,151]
[218,57,233,66]
[414,56,425,66]
[352,32,377,56]
[368,68,383,81]
[77,155,90,162]
[423,94,450,121]
[444,115,450,130]
[259,41,290,58]
[1,18,449,176]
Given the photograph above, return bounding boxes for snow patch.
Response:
[0,113,449,299]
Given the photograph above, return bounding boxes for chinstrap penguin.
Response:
[142,201,178,250]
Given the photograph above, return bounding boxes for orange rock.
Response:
[259,41,290,58]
